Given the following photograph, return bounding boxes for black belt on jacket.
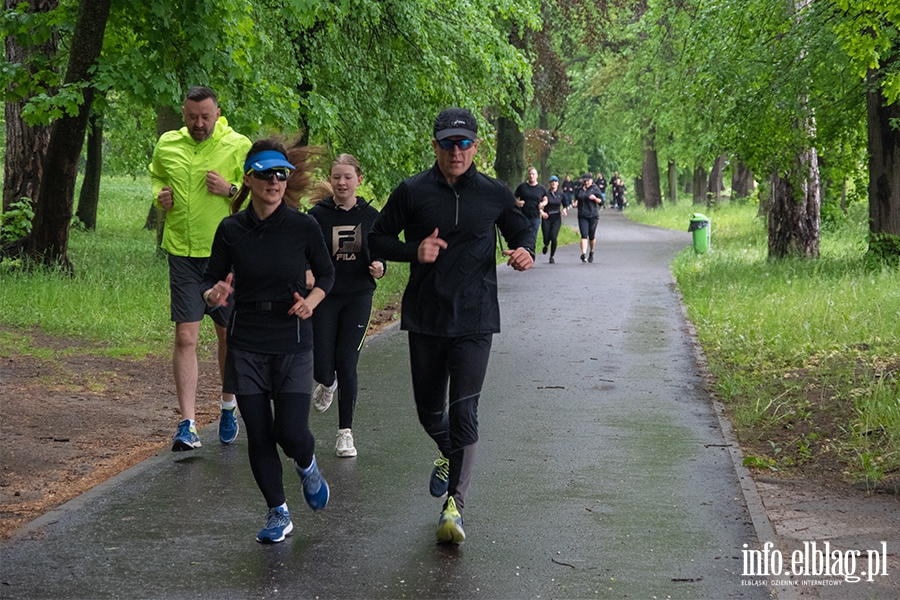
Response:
[235,300,295,312]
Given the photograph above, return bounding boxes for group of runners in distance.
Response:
[516,169,628,265]
[151,88,534,546]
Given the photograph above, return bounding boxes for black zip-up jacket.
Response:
[309,196,385,296]
[369,163,532,336]
[575,184,604,219]
[202,200,335,354]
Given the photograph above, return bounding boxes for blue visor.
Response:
[244,150,295,174]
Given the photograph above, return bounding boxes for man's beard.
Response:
[190,127,211,141]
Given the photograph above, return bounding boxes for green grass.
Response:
[628,197,900,482]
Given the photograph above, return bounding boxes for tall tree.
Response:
[731,160,755,199]
[641,128,662,209]
[75,101,103,230]
[2,0,58,213]
[27,0,111,268]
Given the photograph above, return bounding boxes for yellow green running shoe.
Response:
[436,496,465,544]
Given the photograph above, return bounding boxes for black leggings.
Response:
[237,391,314,508]
[408,332,492,509]
[540,214,562,256]
[312,292,372,429]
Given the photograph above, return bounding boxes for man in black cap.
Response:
[369,107,534,544]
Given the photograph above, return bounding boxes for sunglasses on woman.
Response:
[436,138,475,151]
[249,169,290,181]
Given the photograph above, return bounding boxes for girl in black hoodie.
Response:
[308,154,386,457]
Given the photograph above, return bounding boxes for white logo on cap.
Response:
[452,120,466,126]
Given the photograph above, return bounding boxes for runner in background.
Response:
[561,174,576,209]
[539,175,567,264]
[573,173,603,263]
[514,167,548,249]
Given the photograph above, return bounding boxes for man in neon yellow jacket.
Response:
[150,86,251,451]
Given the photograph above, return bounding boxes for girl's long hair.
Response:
[231,136,324,213]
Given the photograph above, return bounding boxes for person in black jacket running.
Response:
[307,154,385,458]
[369,107,534,545]
[539,175,567,263]
[202,139,335,544]
[574,172,603,263]
[514,166,548,249]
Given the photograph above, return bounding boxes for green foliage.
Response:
[832,0,900,103]
[865,232,900,268]
[101,93,157,176]
[292,0,537,197]
[0,199,35,243]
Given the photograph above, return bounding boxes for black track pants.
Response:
[408,332,492,509]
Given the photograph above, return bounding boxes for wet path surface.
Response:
[2,211,767,599]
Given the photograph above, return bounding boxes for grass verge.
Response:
[627,198,900,485]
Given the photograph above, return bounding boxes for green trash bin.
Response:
[688,213,710,254]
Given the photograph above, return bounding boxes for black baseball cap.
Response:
[434,108,478,140]
[582,172,593,180]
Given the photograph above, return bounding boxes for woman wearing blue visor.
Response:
[201,139,335,543]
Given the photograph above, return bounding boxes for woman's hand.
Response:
[203,273,233,307]
[289,291,313,319]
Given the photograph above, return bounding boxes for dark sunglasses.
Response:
[249,169,290,181]
[437,138,475,151]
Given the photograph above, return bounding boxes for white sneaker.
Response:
[335,428,357,457]
[313,380,337,413]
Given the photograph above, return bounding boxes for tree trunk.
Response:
[3,0,58,213]
[758,181,770,219]
[767,149,821,259]
[494,112,525,188]
[731,160,755,200]
[633,177,644,204]
[683,171,692,195]
[866,63,900,263]
[75,104,103,230]
[667,160,678,204]
[766,0,821,260]
[692,164,706,205]
[27,0,112,269]
[706,153,725,209]
[538,108,552,183]
[640,130,662,209]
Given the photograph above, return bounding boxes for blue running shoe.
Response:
[436,496,465,544]
[294,456,329,510]
[256,506,293,544]
[429,453,450,497]
[171,420,201,451]
[218,407,239,444]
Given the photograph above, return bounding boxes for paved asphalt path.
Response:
[2,210,768,599]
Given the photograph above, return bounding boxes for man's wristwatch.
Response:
[228,184,238,197]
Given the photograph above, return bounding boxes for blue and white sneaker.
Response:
[172,420,201,451]
[256,506,293,544]
[294,456,329,510]
[429,453,450,497]
[218,407,239,444]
